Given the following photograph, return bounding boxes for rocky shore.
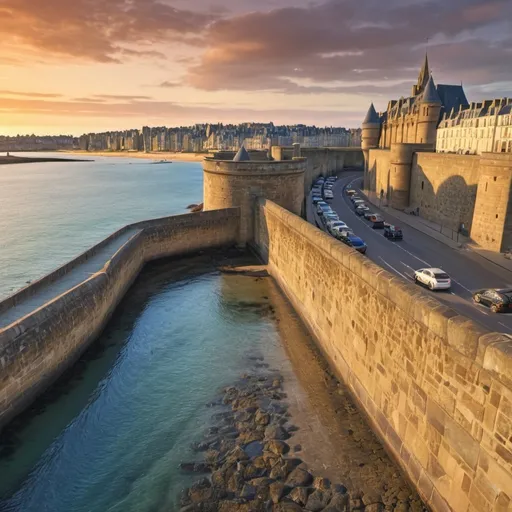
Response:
[178,360,424,512]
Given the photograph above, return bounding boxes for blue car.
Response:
[341,234,367,254]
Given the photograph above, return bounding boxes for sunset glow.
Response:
[1,0,511,135]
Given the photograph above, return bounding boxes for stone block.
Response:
[483,341,512,388]
[447,317,481,359]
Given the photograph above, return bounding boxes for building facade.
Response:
[437,98,512,155]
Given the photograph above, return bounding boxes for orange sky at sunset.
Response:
[0,0,511,135]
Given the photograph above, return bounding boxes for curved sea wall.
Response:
[254,199,512,512]
[0,209,240,431]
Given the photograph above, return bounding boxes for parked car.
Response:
[350,195,362,203]
[324,190,334,200]
[414,268,451,290]
[353,200,365,209]
[324,184,334,191]
[384,224,403,240]
[369,214,385,229]
[472,288,512,313]
[312,196,323,205]
[323,212,339,224]
[327,220,349,234]
[340,233,367,254]
[316,202,330,215]
[312,186,322,194]
[363,210,375,220]
[355,205,370,216]
[345,189,357,196]
[326,176,336,181]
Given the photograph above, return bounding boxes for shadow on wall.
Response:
[410,167,477,235]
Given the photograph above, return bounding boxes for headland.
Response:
[0,155,91,165]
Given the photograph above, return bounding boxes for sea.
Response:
[0,153,203,300]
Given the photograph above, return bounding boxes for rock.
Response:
[333,484,347,494]
[179,462,209,473]
[365,504,384,512]
[272,378,281,388]
[240,484,256,501]
[264,424,290,441]
[305,489,331,511]
[363,492,382,505]
[218,500,251,512]
[286,467,313,488]
[293,444,302,453]
[244,440,263,458]
[350,497,365,510]
[269,482,286,504]
[244,461,267,480]
[325,492,350,511]
[288,486,310,506]
[275,502,303,512]
[313,476,331,491]
[265,440,289,455]
[255,409,271,426]
[262,452,281,468]
[225,446,249,465]
[227,471,245,493]
[188,478,213,503]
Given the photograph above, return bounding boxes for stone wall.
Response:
[254,198,512,512]
[0,209,240,431]
[410,153,480,232]
[366,149,391,200]
[203,158,305,244]
[271,147,364,195]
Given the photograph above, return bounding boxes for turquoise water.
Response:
[0,256,283,511]
[0,153,203,299]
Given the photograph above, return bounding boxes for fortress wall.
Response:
[410,153,481,232]
[366,149,391,197]
[271,147,364,195]
[255,198,512,512]
[0,209,240,431]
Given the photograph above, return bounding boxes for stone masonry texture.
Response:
[254,198,512,512]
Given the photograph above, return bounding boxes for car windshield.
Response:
[434,272,450,279]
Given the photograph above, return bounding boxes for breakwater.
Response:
[254,198,512,512]
[0,209,240,431]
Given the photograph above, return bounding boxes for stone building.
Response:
[361,56,512,253]
[437,98,512,155]
[376,55,468,149]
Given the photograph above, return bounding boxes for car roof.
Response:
[426,268,447,274]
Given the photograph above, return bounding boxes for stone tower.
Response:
[203,152,306,245]
[362,103,381,190]
[416,75,442,146]
[411,53,430,96]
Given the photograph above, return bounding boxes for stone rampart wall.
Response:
[254,199,512,512]
[0,209,240,431]
[271,147,364,194]
[410,153,481,232]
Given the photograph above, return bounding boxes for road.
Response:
[309,171,512,335]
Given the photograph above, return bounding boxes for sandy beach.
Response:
[61,150,205,163]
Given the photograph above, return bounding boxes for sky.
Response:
[0,0,511,135]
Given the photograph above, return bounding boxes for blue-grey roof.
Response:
[233,145,250,162]
[421,75,441,103]
[363,103,380,124]
[436,84,469,116]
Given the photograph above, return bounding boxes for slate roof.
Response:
[363,103,380,124]
[422,76,441,103]
[436,84,469,116]
[233,145,250,162]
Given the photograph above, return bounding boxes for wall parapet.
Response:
[0,208,240,431]
[255,198,512,512]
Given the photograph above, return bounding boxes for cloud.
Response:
[0,90,63,98]
[183,0,512,95]
[92,94,153,101]
[159,81,182,88]
[0,0,217,62]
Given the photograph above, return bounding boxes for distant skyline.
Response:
[1,0,511,136]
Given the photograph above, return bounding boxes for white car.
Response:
[414,268,451,290]
[332,226,353,238]
[327,220,349,234]
[324,190,334,200]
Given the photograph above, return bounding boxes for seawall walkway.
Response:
[0,228,140,330]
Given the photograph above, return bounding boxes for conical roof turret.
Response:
[233,144,250,161]
[421,75,441,104]
[363,103,380,124]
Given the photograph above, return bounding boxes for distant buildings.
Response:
[78,123,362,153]
[437,98,512,155]
[0,135,76,152]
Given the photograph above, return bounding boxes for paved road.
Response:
[310,172,512,335]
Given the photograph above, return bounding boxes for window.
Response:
[421,181,424,190]
[485,182,488,192]
[496,214,499,219]
[494,177,497,182]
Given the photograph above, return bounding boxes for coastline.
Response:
[61,150,206,163]
[0,155,90,166]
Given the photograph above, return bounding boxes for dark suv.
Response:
[384,224,403,240]
[473,288,512,313]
